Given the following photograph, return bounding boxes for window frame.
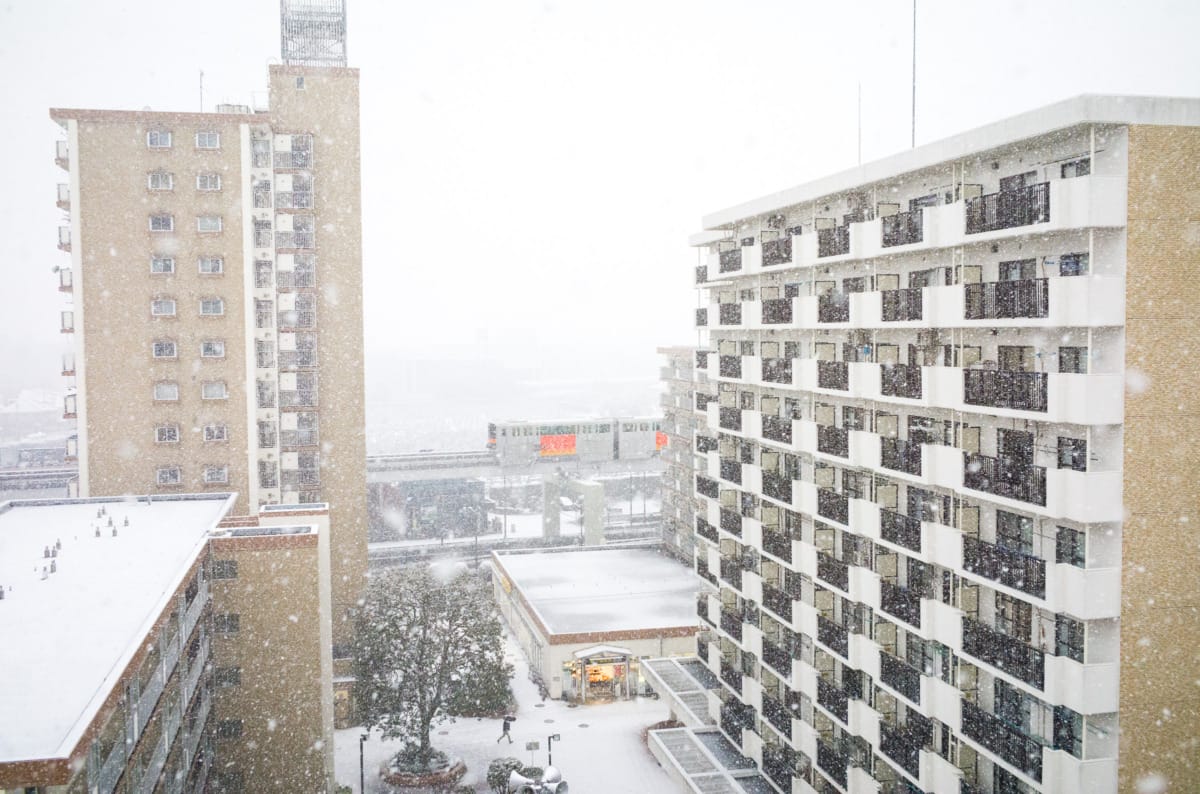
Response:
[156,465,182,486]
[150,298,177,317]
[150,256,176,274]
[152,339,177,359]
[153,381,180,402]
[198,256,224,275]
[199,297,225,316]
[200,339,226,358]
[146,130,173,149]
[196,172,222,191]
[149,214,175,232]
[196,215,223,233]
[147,171,174,191]
[155,425,180,444]
[201,381,229,400]
[203,465,229,484]
[203,423,229,443]
[195,131,221,150]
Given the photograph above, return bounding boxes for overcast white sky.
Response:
[2,0,1199,403]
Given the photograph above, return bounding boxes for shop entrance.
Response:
[566,644,637,704]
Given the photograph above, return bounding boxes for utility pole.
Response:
[199,70,205,112]
[911,0,917,148]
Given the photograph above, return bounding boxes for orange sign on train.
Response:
[540,434,576,457]
[655,431,668,450]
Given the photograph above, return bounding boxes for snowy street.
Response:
[334,625,680,793]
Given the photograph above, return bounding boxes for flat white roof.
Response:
[0,494,235,763]
[696,94,1200,233]
[496,548,698,636]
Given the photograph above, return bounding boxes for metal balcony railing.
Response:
[816,552,850,592]
[720,458,742,485]
[719,661,743,694]
[882,209,924,247]
[695,308,707,326]
[762,237,792,266]
[961,700,1044,781]
[762,637,793,678]
[696,518,719,544]
[965,182,1050,234]
[719,355,742,378]
[961,616,1045,689]
[879,723,924,779]
[817,488,849,525]
[278,350,318,369]
[880,580,922,628]
[880,363,923,399]
[762,527,792,562]
[817,615,849,658]
[718,303,742,325]
[761,694,793,740]
[962,535,1047,598]
[964,278,1049,319]
[275,231,315,249]
[816,739,849,788]
[879,651,922,704]
[280,429,319,447]
[762,415,792,444]
[696,475,719,499]
[817,225,850,258]
[880,508,922,553]
[761,298,792,324]
[761,357,792,384]
[817,425,849,458]
[719,407,742,431]
[720,507,743,538]
[696,434,718,454]
[720,607,744,641]
[881,437,922,476]
[719,248,742,273]
[818,292,850,323]
[763,582,793,621]
[817,360,849,391]
[763,472,793,506]
[881,287,923,321]
[817,677,850,723]
[963,452,1047,506]
[964,369,1048,412]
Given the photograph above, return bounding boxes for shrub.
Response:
[486,757,525,793]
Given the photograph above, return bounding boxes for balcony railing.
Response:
[761,358,792,384]
[817,360,849,391]
[964,278,1049,319]
[720,507,743,538]
[720,458,742,485]
[278,350,318,369]
[881,287,923,321]
[763,237,792,266]
[879,651,922,704]
[963,452,1047,506]
[762,693,793,739]
[880,508,922,553]
[762,415,792,444]
[961,616,1045,689]
[817,225,850,258]
[719,355,742,378]
[962,535,1046,598]
[719,303,742,325]
[696,475,719,499]
[695,308,707,327]
[816,552,850,592]
[882,209,924,247]
[275,231,315,249]
[816,740,849,788]
[881,437,922,476]
[279,390,318,407]
[720,607,744,641]
[763,472,793,506]
[880,363,923,399]
[965,182,1050,235]
[879,723,923,779]
[280,429,319,447]
[720,660,744,694]
[817,677,850,723]
[817,425,849,458]
[719,407,742,431]
[695,265,707,284]
[719,248,742,273]
[763,526,792,562]
[762,637,792,678]
[963,370,1048,412]
[762,298,792,324]
[697,518,719,544]
[818,292,850,323]
[817,615,849,658]
[880,580,922,628]
[817,488,849,525]
[961,700,1044,782]
[696,434,718,454]
[763,582,793,621]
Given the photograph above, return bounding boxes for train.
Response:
[487,417,666,464]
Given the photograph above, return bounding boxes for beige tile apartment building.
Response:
[666,96,1200,794]
[51,28,366,648]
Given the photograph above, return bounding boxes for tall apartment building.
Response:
[659,345,711,564]
[51,0,366,648]
[677,96,1199,794]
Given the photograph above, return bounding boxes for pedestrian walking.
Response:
[496,714,516,744]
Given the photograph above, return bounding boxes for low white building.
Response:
[491,547,698,702]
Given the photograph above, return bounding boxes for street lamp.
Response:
[547,733,561,766]
[359,732,369,793]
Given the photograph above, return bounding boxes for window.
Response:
[214,613,240,633]
[202,381,228,400]
[196,172,222,191]
[256,379,276,408]
[215,667,242,687]
[1059,346,1088,374]
[151,256,175,274]
[1055,615,1085,664]
[258,460,278,488]
[995,510,1034,555]
[254,218,273,247]
[149,214,174,232]
[156,466,182,485]
[258,420,277,448]
[254,260,273,288]
[255,339,275,368]
[201,339,225,358]
[153,382,180,401]
[1057,437,1087,471]
[1056,526,1086,568]
[197,215,223,233]
[151,298,176,317]
[212,560,238,579]
[296,76,305,89]
[204,465,229,484]
[253,180,272,208]
[147,171,174,190]
[204,424,228,442]
[198,256,224,275]
[255,299,274,328]
[1059,252,1089,277]
[251,138,271,168]
[200,297,225,316]
[152,339,177,358]
[146,130,172,148]
[155,425,180,444]
[195,131,221,149]
[1061,157,1091,179]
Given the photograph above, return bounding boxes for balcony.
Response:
[280,429,319,447]
[763,527,793,563]
[817,225,850,258]
[279,389,318,408]
[719,248,742,273]
[761,415,792,445]
[881,287,923,321]
[961,616,1044,689]
[816,739,849,788]
[816,489,848,525]
[58,267,73,292]
[761,357,792,385]
[719,354,742,379]
[720,507,743,538]
[880,580,922,628]
[58,226,71,252]
[719,407,742,432]
[696,518,719,544]
[817,425,849,458]
[963,453,1047,507]
[278,309,317,329]
[762,581,793,621]
[762,637,793,679]
[963,370,1048,413]
[879,723,926,780]
[761,693,794,739]
[278,350,318,369]
[720,607,744,641]
[718,303,742,326]
[966,182,1050,235]
[719,660,743,694]
[60,310,74,333]
[761,298,793,325]
[817,360,848,391]
[762,237,793,267]
[762,472,793,506]
[880,437,922,476]
[55,140,69,169]
[695,307,707,327]
[695,265,707,284]
[880,508,922,553]
[276,231,315,249]
[882,209,924,248]
[879,651,922,704]
[965,278,1048,320]
[817,677,850,724]
[960,700,1044,782]
[281,469,320,488]
[720,458,742,485]
[696,474,719,499]
[56,183,70,210]
[962,536,1046,599]
[817,292,850,323]
[816,552,849,593]
[61,353,75,376]
[817,615,849,658]
[880,363,923,399]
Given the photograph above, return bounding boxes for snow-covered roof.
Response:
[494,548,698,636]
[0,493,236,764]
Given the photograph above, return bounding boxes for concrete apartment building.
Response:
[51,0,366,650]
[659,345,714,564]
[0,494,335,794]
[661,96,1200,794]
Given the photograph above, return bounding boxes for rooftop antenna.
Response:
[200,70,205,112]
[911,0,917,148]
[857,81,862,166]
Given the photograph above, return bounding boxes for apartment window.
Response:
[1059,253,1089,277]
[995,510,1034,556]
[152,339,177,358]
[204,423,228,442]
[296,76,305,89]
[252,180,272,208]
[255,298,274,328]
[147,171,174,191]
[203,465,229,484]
[201,339,225,358]
[1056,526,1086,568]
[254,218,273,248]
[198,256,224,275]
[251,138,271,168]
[214,613,240,634]
[258,460,278,488]
[1058,346,1088,374]
[150,256,175,274]
[1057,437,1087,471]
[202,381,228,400]
[146,129,172,148]
[151,298,176,317]
[254,259,273,288]
[200,297,225,316]
[214,667,242,688]
[196,215,223,233]
[156,466,182,486]
[195,131,221,150]
[196,172,222,191]
[149,214,174,232]
[1061,157,1091,179]
[155,425,180,444]
[258,420,277,448]
[256,379,276,408]
[255,339,275,368]
[153,382,180,401]
[1055,614,1085,664]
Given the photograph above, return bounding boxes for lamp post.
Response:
[359,732,369,793]
[547,733,561,767]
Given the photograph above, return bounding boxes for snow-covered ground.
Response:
[333,625,679,793]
